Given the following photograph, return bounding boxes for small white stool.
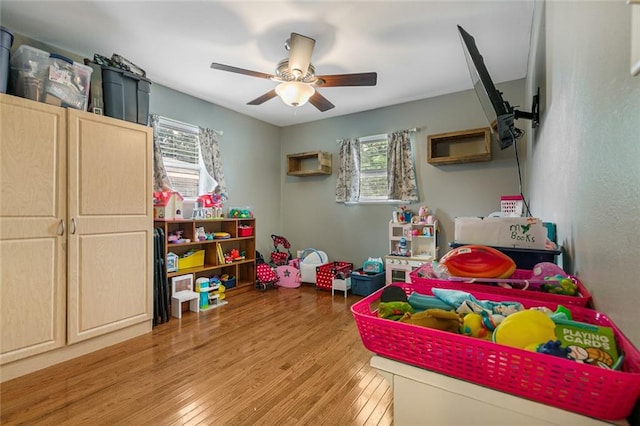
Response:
[332,276,351,298]
[170,274,200,319]
[171,291,200,318]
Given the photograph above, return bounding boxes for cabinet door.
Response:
[0,95,67,364]
[66,111,152,344]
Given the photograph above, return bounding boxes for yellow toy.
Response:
[461,313,492,340]
[493,309,557,350]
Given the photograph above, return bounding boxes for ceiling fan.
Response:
[210,32,377,112]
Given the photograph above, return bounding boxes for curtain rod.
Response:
[159,115,224,136]
[336,127,419,143]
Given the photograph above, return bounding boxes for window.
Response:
[359,134,390,201]
[157,117,216,198]
[336,130,417,204]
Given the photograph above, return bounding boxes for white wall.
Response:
[527,0,640,345]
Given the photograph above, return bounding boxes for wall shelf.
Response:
[427,127,491,165]
[287,151,332,176]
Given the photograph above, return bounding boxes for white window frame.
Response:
[357,133,399,204]
[157,117,215,199]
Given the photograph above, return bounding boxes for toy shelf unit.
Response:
[427,127,491,165]
[388,221,438,261]
[287,151,332,176]
[154,218,256,293]
[386,220,438,284]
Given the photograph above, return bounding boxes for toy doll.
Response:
[211,185,227,217]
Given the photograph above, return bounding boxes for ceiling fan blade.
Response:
[308,91,335,112]
[288,33,315,78]
[211,63,274,80]
[315,72,377,87]
[247,89,278,105]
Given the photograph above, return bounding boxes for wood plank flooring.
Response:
[0,286,392,425]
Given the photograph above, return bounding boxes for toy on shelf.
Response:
[399,205,412,223]
[393,237,410,256]
[153,191,184,220]
[168,230,188,244]
[195,227,207,241]
[417,205,429,223]
[166,252,178,273]
[211,185,227,218]
[228,206,253,219]
[224,249,245,264]
[192,199,205,219]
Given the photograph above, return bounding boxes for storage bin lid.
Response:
[100,63,152,84]
[9,45,49,69]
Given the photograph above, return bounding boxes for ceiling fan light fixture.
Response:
[275,81,315,108]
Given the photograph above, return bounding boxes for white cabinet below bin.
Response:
[370,356,624,426]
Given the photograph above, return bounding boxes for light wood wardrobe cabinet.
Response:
[0,94,153,381]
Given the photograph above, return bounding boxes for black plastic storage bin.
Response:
[101,65,151,125]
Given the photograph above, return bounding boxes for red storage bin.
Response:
[315,261,353,290]
[238,225,253,237]
[351,282,640,421]
[410,263,592,307]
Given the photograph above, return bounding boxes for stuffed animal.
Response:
[399,309,463,333]
[378,301,414,321]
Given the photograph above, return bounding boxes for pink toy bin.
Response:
[351,282,640,421]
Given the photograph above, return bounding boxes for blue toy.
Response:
[536,340,571,358]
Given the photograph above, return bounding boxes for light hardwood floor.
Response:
[1,285,392,425]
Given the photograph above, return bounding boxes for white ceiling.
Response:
[0,1,535,127]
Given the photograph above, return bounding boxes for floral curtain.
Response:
[335,137,360,203]
[150,114,171,191]
[387,130,418,202]
[199,127,227,195]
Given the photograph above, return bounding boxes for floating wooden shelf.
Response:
[427,127,491,165]
[287,151,332,176]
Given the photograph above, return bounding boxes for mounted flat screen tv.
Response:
[458,25,539,150]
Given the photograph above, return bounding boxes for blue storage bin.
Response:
[351,268,385,297]
[221,276,236,289]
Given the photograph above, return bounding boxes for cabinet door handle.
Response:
[58,219,65,236]
[70,218,76,235]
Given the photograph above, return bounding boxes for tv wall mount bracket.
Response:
[514,87,540,128]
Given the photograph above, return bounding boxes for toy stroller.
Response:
[256,262,279,291]
[255,235,300,291]
[270,234,292,266]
